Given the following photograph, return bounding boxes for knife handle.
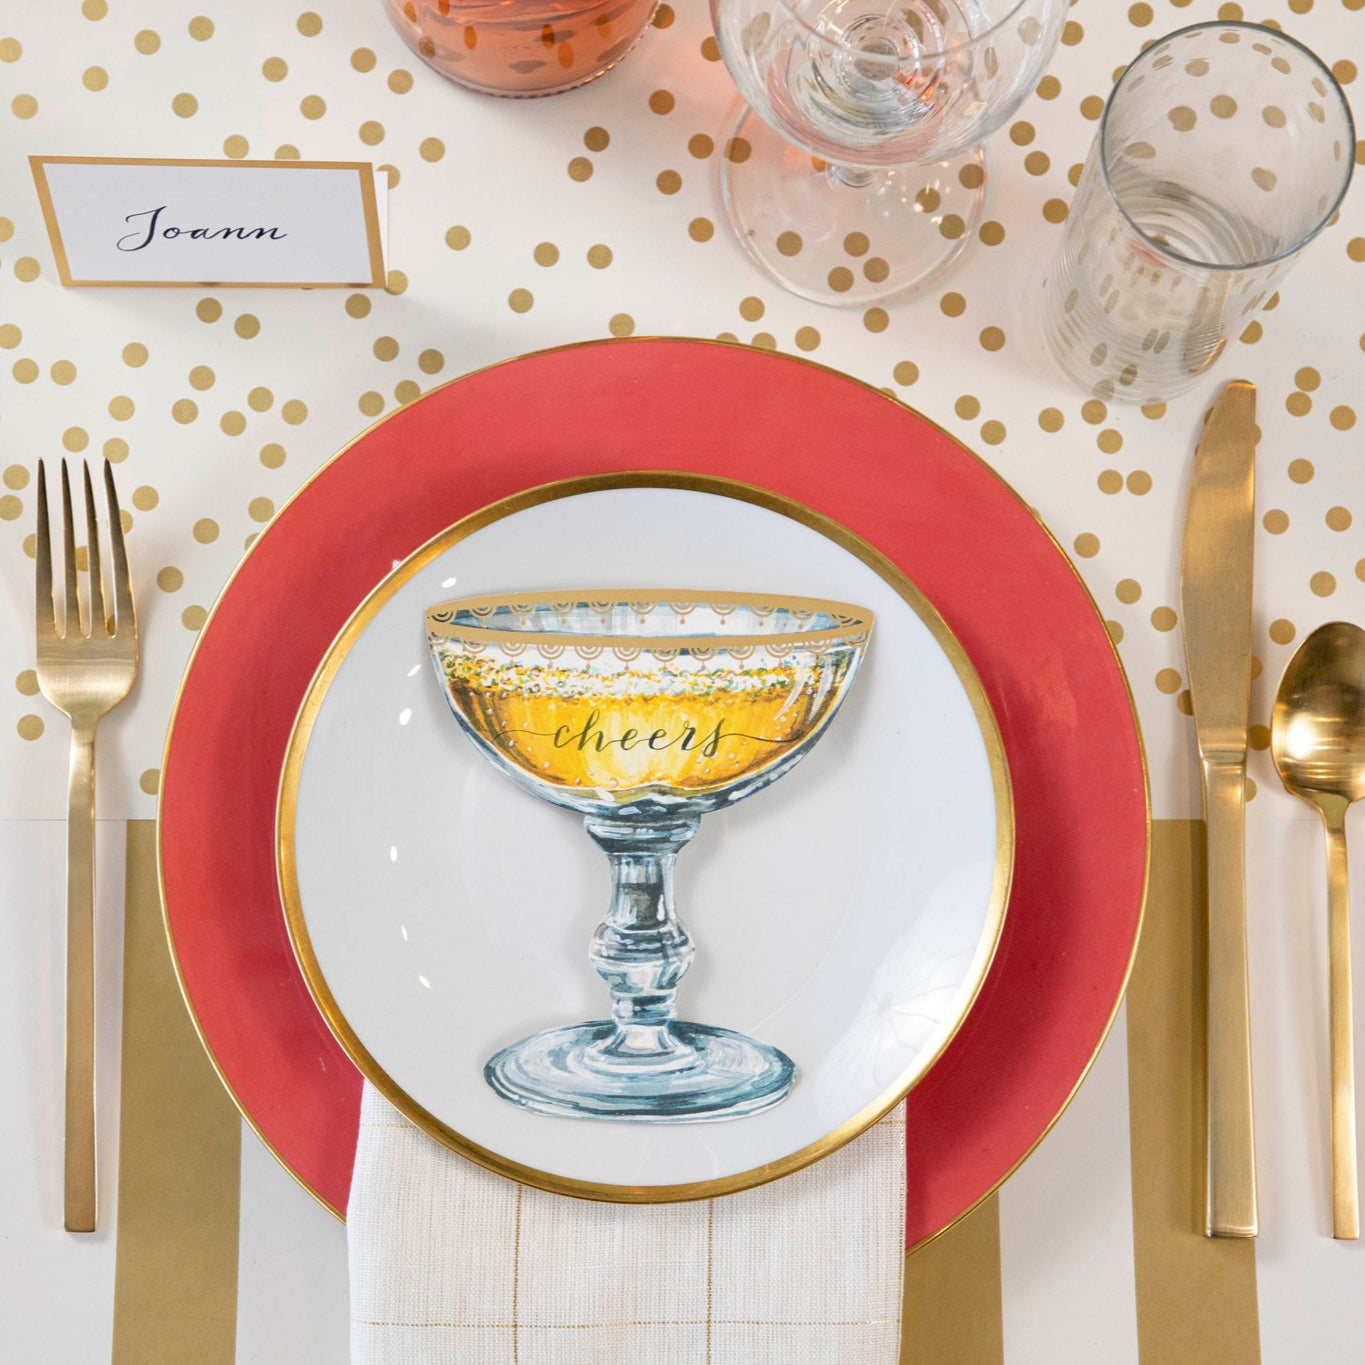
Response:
[1203,757,1258,1238]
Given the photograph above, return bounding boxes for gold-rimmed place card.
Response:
[29,157,386,288]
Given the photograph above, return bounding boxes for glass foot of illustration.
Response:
[485,1020,796,1122]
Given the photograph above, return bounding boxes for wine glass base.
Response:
[485,1019,796,1122]
[720,107,989,307]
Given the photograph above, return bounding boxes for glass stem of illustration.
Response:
[584,813,701,1071]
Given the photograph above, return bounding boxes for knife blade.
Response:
[1180,378,1258,1238]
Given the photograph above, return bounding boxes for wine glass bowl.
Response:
[711,0,1067,304]
[425,589,873,1121]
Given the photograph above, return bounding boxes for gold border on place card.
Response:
[28,156,386,289]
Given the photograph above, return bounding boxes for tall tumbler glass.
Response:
[1042,22,1353,405]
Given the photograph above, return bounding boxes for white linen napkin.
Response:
[348,1083,905,1364]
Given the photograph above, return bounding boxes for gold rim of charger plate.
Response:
[155,336,1150,1237]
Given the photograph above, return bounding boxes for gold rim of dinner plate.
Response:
[155,335,1149,1233]
[276,468,1015,1202]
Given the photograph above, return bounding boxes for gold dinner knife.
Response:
[1181,379,1258,1238]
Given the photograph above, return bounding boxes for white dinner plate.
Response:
[278,476,1012,1199]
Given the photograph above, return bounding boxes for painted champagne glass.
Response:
[426,590,873,1121]
[710,0,1067,304]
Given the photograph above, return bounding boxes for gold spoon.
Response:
[1271,621,1365,1240]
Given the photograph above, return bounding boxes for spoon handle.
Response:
[1324,810,1359,1240]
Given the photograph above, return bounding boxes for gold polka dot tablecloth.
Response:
[2,2,1365,1363]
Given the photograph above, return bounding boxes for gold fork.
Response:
[34,460,139,1232]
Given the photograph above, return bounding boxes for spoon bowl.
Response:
[1271,620,1365,1240]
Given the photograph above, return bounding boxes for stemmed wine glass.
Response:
[710,0,1068,305]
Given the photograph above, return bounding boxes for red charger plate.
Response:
[159,338,1148,1247]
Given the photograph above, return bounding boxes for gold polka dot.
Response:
[263,56,288,81]
[1218,2,1244,17]
[131,485,158,512]
[3,465,28,490]
[653,3,675,26]
[1096,428,1123,454]
[701,35,720,61]
[1035,408,1063,434]
[359,121,385,146]
[581,127,611,154]
[281,399,307,425]
[1074,533,1100,558]
[419,137,445,162]
[351,48,375,73]
[1288,458,1315,483]
[0,494,23,520]
[193,518,219,544]
[135,768,161,796]
[1098,469,1124,494]
[388,68,414,94]
[247,386,274,412]
[104,438,128,462]
[860,257,889,284]
[1269,619,1296,645]
[1068,163,1084,188]
[50,359,76,385]
[1241,320,1263,344]
[955,395,981,420]
[358,391,384,417]
[1129,2,1153,23]
[260,443,286,469]
[776,231,803,257]
[979,326,1005,352]
[196,298,221,323]
[657,169,682,194]
[297,11,323,37]
[979,220,1007,246]
[586,244,613,269]
[939,214,966,239]
[1151,606,1178,631]
[893,361,919,386]
[181,605,208,632]
[1264,509,1289,533]
[14,257,41,282]
[187,365,215,392]
[134,28,161,54]
[15,670,39,699]
[1286,390,1312,416]
[751,333,777,351]
[1334,60,1357,86]
[373,335,400,362]
[529,241,559,268]
[1140,402,1167,420]
[864,308,889,334]
[609,313,635,337]
[1262,104,1286,129]
[738,296,765,323]
[300,94,326,120]
[247,496,274,523]
[17,715,44,741]
[220,411,246,436]
[445,226,472,252]
[1081,95,1105,120]
[1106,621,1125,644]
[1210,94,1237,118]
[1037,74,1061,100]
[828,269,852,298]
[689,218,714,243]
[1294,365,1321,391]
[724,138,752,164]
[171,92,198,118]
[1081,399,1108,425]
[1127,470,1153,495]
[1330,405,1357,431]
[13,359,38,383]
[1155,668,1182,694]
[1043,199,1069,223]
[648,89,675,115]
[794,326,820,352]
[171,398,198,424]
[981,420,1006,445]
[0,323,18,348]
[1311,570,1338,597]
[508,288,534,314]
[1115,578,1142,604]
[0,37,22,60]
[62,427,88,453]
[11,93,38,118]
[82,0,107,16]
[229,314,261,343]
[566,154,596,182]
[940,292,966,318]
[83,66,109,91]
[1062,21,1083,45]
[688,134,713,159]
[108,396,134,421]
[1168,105,1197,131]
[1327,506,1352,531]
[1251,167,1277,192]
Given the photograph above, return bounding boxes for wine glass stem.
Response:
[584,814,700,1059]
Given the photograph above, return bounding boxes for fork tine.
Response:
[103,461,135,635]
[35,460,56,639]
[60,460,81,638]
[81,463,107,636]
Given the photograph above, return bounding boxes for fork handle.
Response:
[1324,810,1359,1240]
[64,722,97,1233]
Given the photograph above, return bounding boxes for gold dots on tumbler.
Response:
[1155,668,1182,695]
[825,266,854,294]
[385,270,408,295]
[688,218,715,243]
[1263,508,1290,534]
[350,47,376,73]
[50,360,77,385]
[358,391,384,417]
[939,214,966,240]
[1185,59,1210,77]
[1210,94,1238,118]
[774,231,804,258]
[1269,618,1297,645]
[83,66,109,91]
[1151,606,1178,632]
[14,257,41,282]
[859,257,887,283]
[508,288,534,314]
[134,29,161,54]
[1043,199,1069,223]
[300,95,326,120]
[248,496,274,523]
[1074,533,1100,558]
[1168,105,1197,131]
[979,221,1006,245]
[656,170,682,195]
[584,126,610,152]
[171,92,198,118]
[172,398,198,424]
[131,485,158,512]
[1312,571,1338,597]
[1039,407,1065,433]
[297,11,323,37]
[388,68,414,94]
[840,231,868,257]
[62,428,88,453]
[446,226,472,251]
[648,89,675,115]
[281,399,307,425]
[1262,105,1287,129]
[609,314,635,337]
[1331,405,1357,430]
[260,443,286,469]
[420,138,445,162]
[17,715,44,741]
[193,518,219,544]
[587,244,612,269]
[1081,95,1105,120]
[220,411,246,436]
[864,308,889,334]
[188,365,215,391]
[1251,167,1277,191]
[568,157,594,182]
[359,121,385,146]
[795,326,820,352]
[1327,506,1353,531]
[1286,390,1312,416]
[418,349,444,375]
[533,242,560,267]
